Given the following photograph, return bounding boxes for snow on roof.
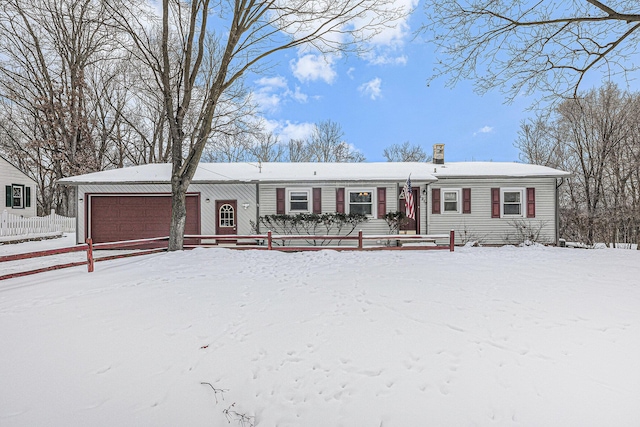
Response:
[58,161,569,185]
[58,162,438,184]
[432,162,571,178]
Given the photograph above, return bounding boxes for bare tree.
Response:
[0,0,119,215]
[422,1,640,101]
[111,0,401,249]
[516,83,640,246]
[286,139,312,162]
[383,141,430,162]
[250,132,285,162]
[307,120,365,162]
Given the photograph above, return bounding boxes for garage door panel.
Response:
[89,195,200,243]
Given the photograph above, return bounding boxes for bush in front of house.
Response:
[256,213,368,246]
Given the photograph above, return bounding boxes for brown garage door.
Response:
[89,195,200,243]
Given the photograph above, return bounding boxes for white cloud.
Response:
[290,54,338,84]
[264,119,315,142]
[366,54,408,66]
[473,126,494,136]
[363,0,418,47]
[253,75,309,113]
[255,76,288,89]
[290,86,308,103]
[358,77,382,100]
[355,0,418,65]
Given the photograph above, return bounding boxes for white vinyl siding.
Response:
[259,182,410,240]
[0,156,37,217]
[428,178,557,245]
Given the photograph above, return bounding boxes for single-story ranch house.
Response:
[59,153,570,247]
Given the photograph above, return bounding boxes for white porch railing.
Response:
[0,209,75,237]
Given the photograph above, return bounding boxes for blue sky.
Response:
[246,3,538,163]
[244,2,640,163]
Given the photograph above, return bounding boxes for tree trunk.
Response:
[168,178,188,251]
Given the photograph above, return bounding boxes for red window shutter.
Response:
[313,188,322,214]
[491,188,500,218]
[431,188,441,214]
[336,188,345,213]
[527,187,536,218]
[462,188,471,214]
[276,188,285,214]
[377,187,386,218]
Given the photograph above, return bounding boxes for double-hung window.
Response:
[287,189,311,213]
[442,189,461,214]
[501,188,524,217]
[347,189,373,216]
[12,185,23,209]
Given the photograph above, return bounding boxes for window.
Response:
[287,189,311,213]
[5,184,25,209]
[501,189,524,217]
[219,204,235,227]
[12,185,23,208]
[440,189,461,214]
[348,189,373,216]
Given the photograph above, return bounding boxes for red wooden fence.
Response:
[0,230,455,281]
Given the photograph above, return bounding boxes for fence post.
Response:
[267,231,272,250]
[1,210,6,236]
[449,229,455,252]
[358,230,363,249]
[86,238,95,272]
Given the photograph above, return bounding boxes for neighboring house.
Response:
[1,155,37,217]
[58,151,570,246]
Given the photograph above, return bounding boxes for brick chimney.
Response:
[433,144,444,164]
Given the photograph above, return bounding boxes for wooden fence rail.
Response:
[184,230,455,252]
[0,231,454,281]
[0,209,75,237]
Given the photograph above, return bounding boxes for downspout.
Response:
[255,182,260,233]
[425,182,431,235]
[555,177,564,245]
[77,186,82,244]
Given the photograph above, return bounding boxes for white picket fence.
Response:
[0,209,75,237]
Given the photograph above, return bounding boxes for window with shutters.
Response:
[441,189,461,214]
[11,184,24,209]
[286,188,311,213]
[347,189,374,216]
[501,188,524,217]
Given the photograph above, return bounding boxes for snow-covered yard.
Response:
[1,240,639,426]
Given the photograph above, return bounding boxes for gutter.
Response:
[555,177,565,245]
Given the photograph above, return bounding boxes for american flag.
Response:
[404,176,415,220]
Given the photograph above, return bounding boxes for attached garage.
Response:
[87,194,200,243]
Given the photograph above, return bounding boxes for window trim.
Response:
[286,188,312,214]
[500,188,525,218]
[441,188,462,214]
[346,188,376,217]
[11,184,25,209]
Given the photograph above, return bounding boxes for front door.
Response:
[215,200,237,242]
[399,188,419,234]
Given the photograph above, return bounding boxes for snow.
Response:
[1,241,639,426]
[57,161,569,184]
[431,162,571,178]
